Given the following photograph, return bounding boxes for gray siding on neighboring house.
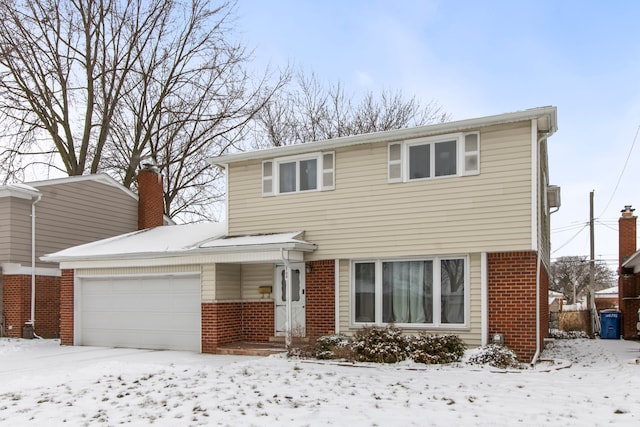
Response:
[0,196,34,265]
[18,178,139,268]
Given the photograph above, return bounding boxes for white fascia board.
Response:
[622,250,640,272]
[47,243,317,265]
[209,106,558,166]
[0,262,61,277]
[0,185,41,200]
[58,249,307,270]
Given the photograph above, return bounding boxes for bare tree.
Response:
[251,72,450,148]
[550,256,615,304]
[0,0,284,220]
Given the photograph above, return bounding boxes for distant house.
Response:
[594,286,618,311]
[0,173,156,338]
[618,206,640,338]
[549,290,564,313]
[45,107,560,362]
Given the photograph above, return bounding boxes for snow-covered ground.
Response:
[0,337,638,426]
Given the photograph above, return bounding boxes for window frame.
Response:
[262,151,334,196]
[388,132,480,183]
[350,255,470,329]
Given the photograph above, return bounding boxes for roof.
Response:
[41,222,316,262]
[595,286,619,296]
[209,106,558,166]
[622,249,640,273]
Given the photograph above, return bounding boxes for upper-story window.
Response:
[263,152,334,196]
[388,132,480,182]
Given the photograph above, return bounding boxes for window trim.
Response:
[262,151,335,196]
[350,255,470,329]
[388,132,480,183]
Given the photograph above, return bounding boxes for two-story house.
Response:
[45,106,559,362]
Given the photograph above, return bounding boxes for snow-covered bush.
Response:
[314,334,352,360]
[350,325,410,363]
[467,344,521,369]
[548,328,589,339]
[408,334,466,364]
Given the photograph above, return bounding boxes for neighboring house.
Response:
[594,286,618,311]
[0,172,160,338]
[549,290,564,313]
[618,205,640,338]
[44,106,560,362]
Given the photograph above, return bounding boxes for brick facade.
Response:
[2,274,60,338]
[618,209,640,339]
[59,269,74,345]
[305,260,336,337]
[487,251,544,362]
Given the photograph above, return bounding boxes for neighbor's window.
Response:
[353,256,467,326]
[389,132,479,182]
[263,152,334,196]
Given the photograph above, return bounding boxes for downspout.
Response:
[28,193,42,337]
[530,133,548,366]
[280,248,292,348]
[531,254,541,366]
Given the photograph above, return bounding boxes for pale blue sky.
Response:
[235,0,640,269]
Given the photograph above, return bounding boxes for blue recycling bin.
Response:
[600,311,621,339]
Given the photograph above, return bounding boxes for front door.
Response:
[275,264,306,337]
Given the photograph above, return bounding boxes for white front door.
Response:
[274,264,306,337]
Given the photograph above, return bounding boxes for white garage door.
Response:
[78,275,201,352]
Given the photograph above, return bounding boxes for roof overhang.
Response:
[0,183,41,200]
[209,106,558,166]
[622,250,640,273]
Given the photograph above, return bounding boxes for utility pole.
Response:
[589,190,595,292]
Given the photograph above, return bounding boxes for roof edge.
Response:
[209,106,558,166]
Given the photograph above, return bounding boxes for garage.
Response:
[77,275,201,352]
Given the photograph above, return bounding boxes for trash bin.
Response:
[600,311,621,339]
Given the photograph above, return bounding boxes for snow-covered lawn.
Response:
[0,338,638,426]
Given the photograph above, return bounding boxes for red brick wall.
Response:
[619,273,640,339]
[305,260,335,337]
[201,302,242,353]
[538,262,549,349]
[137,168,164,230]
[241,301,274,342]
[2,274,60,338]
[487,251,539,362]
[59,269,74,345]
[618,214,636,265]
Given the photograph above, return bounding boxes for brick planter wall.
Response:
[201,302,242,353]
[305,260,335,338]
[487,251,540,362]
[2,274,60,338]
[59,269,74,345]
[241,301,274,342]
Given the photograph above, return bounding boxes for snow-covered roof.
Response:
[595,286,619,296]
[41,222,316,262]
[622,249,640,273]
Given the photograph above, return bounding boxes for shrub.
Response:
[314,334,352,360]
[350,325,409,363]
[549,328,589,339]
[467,344,521,369]
[409,334,466,364]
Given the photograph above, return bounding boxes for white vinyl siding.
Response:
[228,121,533,261]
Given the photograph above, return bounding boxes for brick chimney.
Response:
[618,205,636,268]
[137,165,164,230]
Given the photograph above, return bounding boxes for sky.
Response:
[232,0,640,272]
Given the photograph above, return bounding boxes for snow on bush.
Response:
[408,333,466,364]
[548,329,589,339]
[350,325,409,363]
[467,344,522,369]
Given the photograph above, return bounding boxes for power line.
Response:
[551,223,589,254]
[598,124,640,217]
